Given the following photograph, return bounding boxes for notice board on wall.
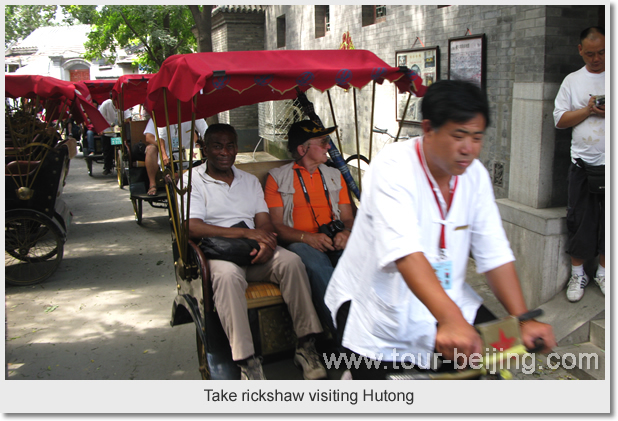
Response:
[448,34,486,90]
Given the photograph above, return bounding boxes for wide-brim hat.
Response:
[287,120,337,152]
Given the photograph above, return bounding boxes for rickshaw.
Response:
[111,74,169,225]
[5,75,108,286]
[144,49,422,379]
[80,79,119,177]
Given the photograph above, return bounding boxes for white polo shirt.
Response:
[324,137,514,368]
[144,118,208,157]
[183,163,269,229]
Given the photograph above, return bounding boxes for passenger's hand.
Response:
[592,104,605,118]
[162,156,170,167]
[244,228,277,251]
[520,320,556,354]
[435,317,482,368]
[333,230,351,250]
[304,232,335,252]
[250,242,274,265]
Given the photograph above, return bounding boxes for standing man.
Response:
[98,94,118,175]
[264,121,355,336]
[324,80,556,379]
[184,124,327,380]
[553,26,605,302]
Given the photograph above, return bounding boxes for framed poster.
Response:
[395,46,439,123]
[448,34,486,90]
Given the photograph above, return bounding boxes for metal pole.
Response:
[395,92,412,142]
[326,90,343,153]
[369,80,376,161]
[352,88,362,194]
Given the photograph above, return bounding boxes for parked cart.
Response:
[5,75,108,285]
[145,49,422,379]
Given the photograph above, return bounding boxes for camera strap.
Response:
[295,168,335,228]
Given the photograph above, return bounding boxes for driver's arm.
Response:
[396,252,482,362]
[484,262,556,353]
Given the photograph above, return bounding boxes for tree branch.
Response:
[119,9,163,68]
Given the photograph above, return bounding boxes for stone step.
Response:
[590,319,605,350]
[535,284,604,346]
[548,342,605,380]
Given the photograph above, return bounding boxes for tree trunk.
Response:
[188,5,213,53]
[188,5,218,125]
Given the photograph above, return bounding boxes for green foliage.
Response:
[5,5,58,48]
[62,5,197,72]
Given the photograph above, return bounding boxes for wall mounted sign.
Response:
[395,46,439,123]
[448,34,486,89]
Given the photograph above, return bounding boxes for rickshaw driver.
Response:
[324,80,556,379]
[143,117,207,194]
[184,123,328,380]
[265,120,355,336]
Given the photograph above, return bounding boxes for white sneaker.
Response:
[294,338,327,380]
[239,356,266,380]
[566,273,588,302]
[594,275,605,295]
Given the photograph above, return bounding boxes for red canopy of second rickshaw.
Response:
[5,74,110,133]
[81,80,118,105]
[145,49,426,126]
[111,74,154,111]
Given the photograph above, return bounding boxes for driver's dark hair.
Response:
[580,26,604,43]
[204,123,237,145]
[421,80,490,130]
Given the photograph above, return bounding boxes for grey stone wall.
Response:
[212,10,266,152]
[262,4,601,200]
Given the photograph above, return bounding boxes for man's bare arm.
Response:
[557,95,604,128]
[484,262,556,352]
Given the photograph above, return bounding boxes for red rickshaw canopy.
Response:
[145,49,425,126]
[81,80,118,105]
[5,74,110,133]
[111,74,154,111]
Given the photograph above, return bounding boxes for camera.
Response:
[595,95,605,107]
[318,220,345,239]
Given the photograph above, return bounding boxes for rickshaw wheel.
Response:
[196,330,212,380]
[5,211,64,286]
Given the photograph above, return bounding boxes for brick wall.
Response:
[212,10,265,152]
[261,5,601,198]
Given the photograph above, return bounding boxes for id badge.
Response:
[431,259,453,290]
[171,136,179,149]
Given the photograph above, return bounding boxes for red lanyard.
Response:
[415,141,458,253]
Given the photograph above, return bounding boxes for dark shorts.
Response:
[566,163,605,260]
[334,301,496,380]
[131,142,147,162]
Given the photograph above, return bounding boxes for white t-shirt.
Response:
[98,99,117,126]
[183,164,269,229]
[553,66,605,166]
[143,118,208,157]
[324,137,515,368]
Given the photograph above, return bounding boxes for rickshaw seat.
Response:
[234,160,292,309]
[245,282,283,309]
[5,160,41,177]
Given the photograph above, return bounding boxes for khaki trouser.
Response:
[209,246,323,361]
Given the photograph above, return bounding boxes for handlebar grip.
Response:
[527,337,545,353]
[517,308,543,322]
